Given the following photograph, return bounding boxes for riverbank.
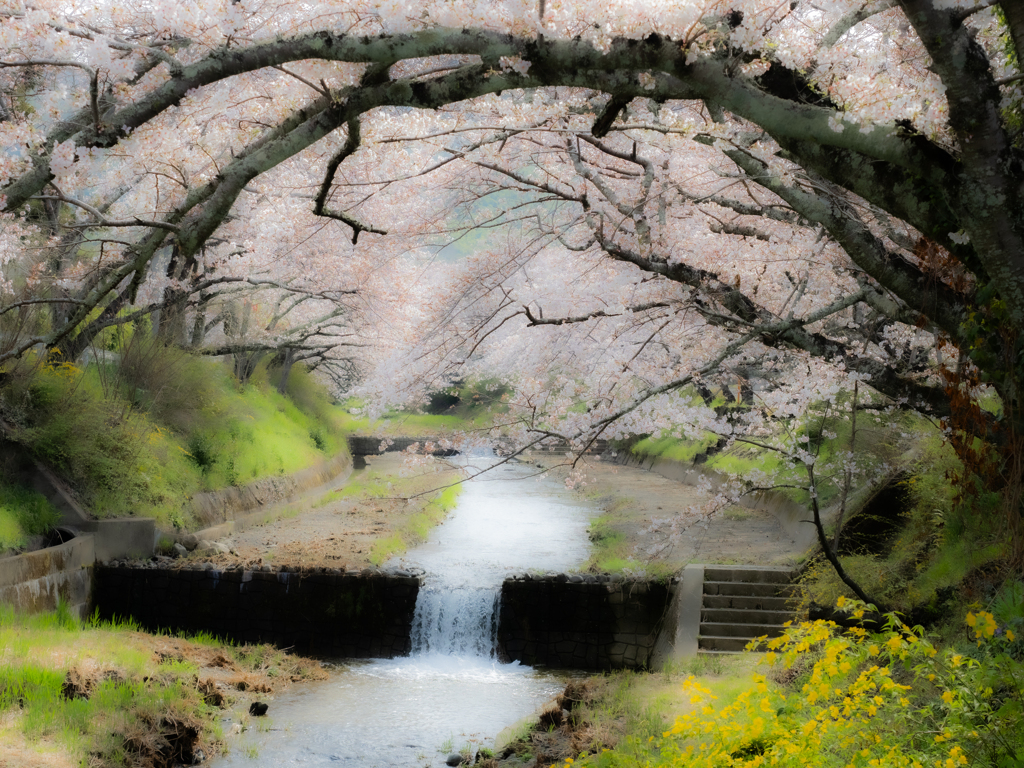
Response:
[525,452,809,574]
[186,452,464,570]
[0,604,325,768]
[486,654,763,768]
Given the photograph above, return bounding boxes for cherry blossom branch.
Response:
[821,0,898,48]
[34,192,180,233]
[720,144,976,352]
[0,297,91,318]
[312,117,388,243]
[273,65,329,96]
[995,72,1024,87]
[522,302,670,326]
[808,464,885,609]
[591,94,632,138]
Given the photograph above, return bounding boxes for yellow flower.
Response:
[836,596,847,609]
[1008,629,1016,642]
[942,691,954,704]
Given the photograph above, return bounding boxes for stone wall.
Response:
[93,564,422,658]
[498,575,674,670]
[186,449,352,530]
[0,536,95,618]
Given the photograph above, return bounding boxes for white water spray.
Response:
[410,586,500,658]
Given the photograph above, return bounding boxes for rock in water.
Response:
[445,754,464,766]
[249,702,269,716]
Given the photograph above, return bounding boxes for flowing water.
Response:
[212,454,596,767]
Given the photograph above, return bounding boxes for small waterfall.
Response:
[410,585,500,658]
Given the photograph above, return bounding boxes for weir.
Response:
[411,586,501,658]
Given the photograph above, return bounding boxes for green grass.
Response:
[0,604,208,764]
[0,602,323,766]
[581,510,673,579]
[1,348,354,531]
[368,481,462,565]
[0,482,62,552]
[631,432,721,464]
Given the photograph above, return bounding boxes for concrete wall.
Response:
[0,536,95,618]
[93,564,421,658]
[498,575,673,670]
[187,450,352,530]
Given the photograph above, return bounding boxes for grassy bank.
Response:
[532,587,1024,768]
[0,481,61,551]
[489,654,764,767]
[621,395,1013,614]
[0,343,355,538]
[308,458,464,566]
[0,602,324,768]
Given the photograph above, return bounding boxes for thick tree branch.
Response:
[523,301,670,326]
[312,117,387,243]
[900,0,1024,333]
[822,0,898,48]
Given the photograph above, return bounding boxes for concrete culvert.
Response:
[41,526,78,548]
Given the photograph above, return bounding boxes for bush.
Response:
[0,482,61,550]
[0,341,350,530]
[576,597,1024,768]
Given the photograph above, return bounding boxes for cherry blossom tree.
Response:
[2,0,1024,565]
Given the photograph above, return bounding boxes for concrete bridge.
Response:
[346,435,458,457]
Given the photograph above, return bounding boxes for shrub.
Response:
[0,482,60,550]
[577,598,1024,768]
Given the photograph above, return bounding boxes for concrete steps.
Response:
[698,566,803,654]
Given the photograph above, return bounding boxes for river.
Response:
[211,454,597,767]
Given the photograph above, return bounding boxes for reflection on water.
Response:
[212,455,594,767]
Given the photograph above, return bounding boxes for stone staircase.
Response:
[698,565,803,654]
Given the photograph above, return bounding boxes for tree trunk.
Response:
[277,347,295,395]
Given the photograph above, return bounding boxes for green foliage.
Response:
[0,481,60,551]
[0,344,351,530]
[631,432,721,465]
[802,423,1008,614]
[575,601,1024,768]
